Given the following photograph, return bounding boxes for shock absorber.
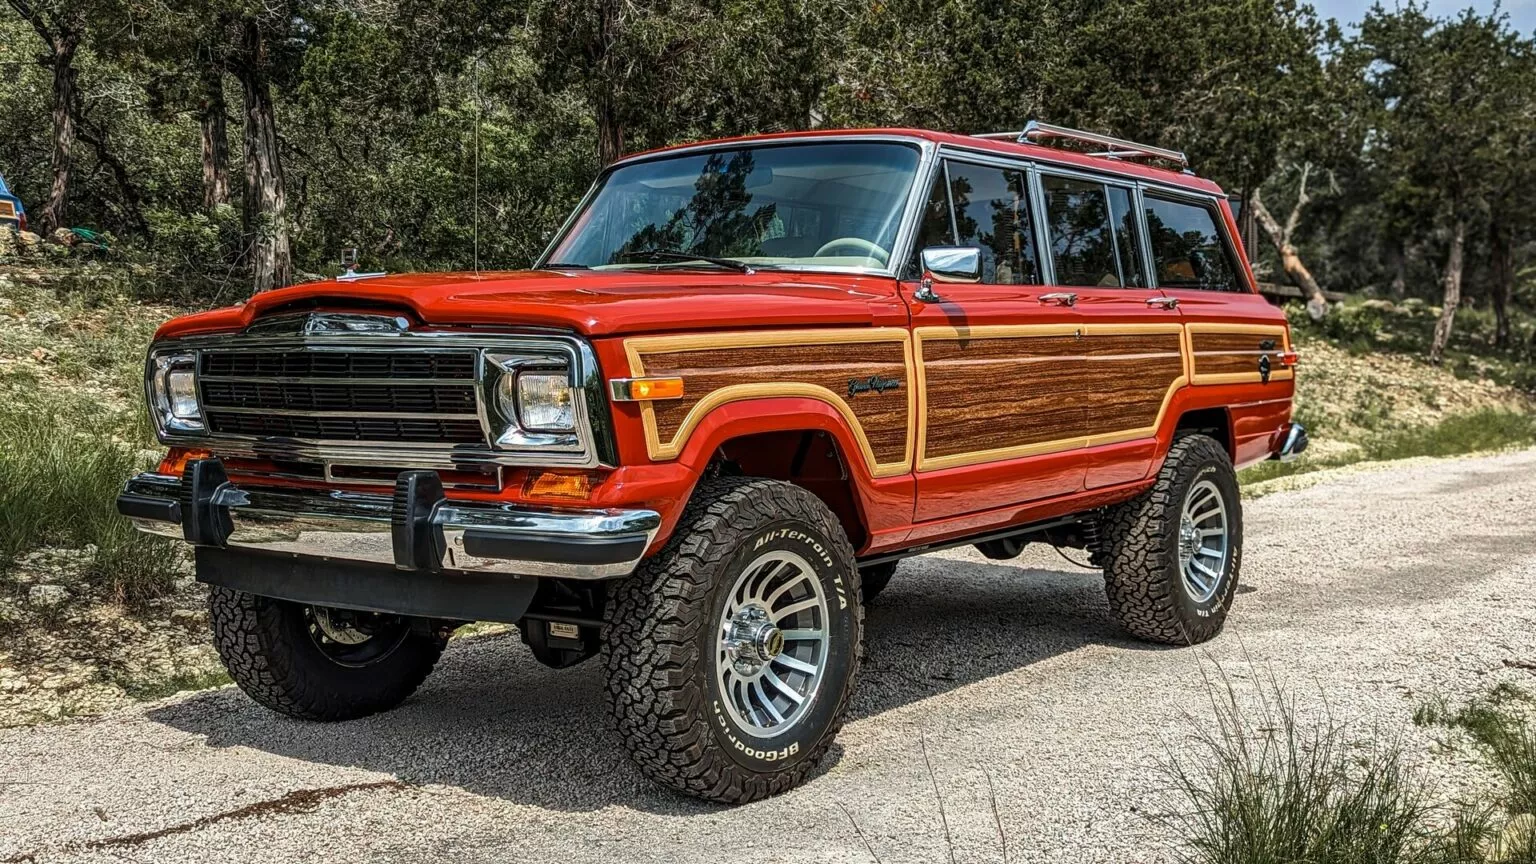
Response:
[1082,513,1104,568]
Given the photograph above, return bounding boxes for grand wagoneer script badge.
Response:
[847,375,902,397]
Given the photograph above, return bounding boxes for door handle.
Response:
[1145,296,1179,309]
[1038,292,1078,307]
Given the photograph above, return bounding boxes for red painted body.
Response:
[153,128,1294,561]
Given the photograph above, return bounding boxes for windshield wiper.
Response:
[542,261,590,269]
[616,250,756,274]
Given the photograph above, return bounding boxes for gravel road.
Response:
[4,449,1536,864]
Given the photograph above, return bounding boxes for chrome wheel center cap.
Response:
[1178,517,1199,566]
[724,605,782,675]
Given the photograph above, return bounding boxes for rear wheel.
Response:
[1099,433,1242,645]
[603,476,862,804]
[208,587,446,721]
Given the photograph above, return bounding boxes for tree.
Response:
[1360,4,1528,362]
[6,0,83,234]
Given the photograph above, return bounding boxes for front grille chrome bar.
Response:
[147,330,615,470]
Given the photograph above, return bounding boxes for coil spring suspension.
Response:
[1082,514,1104,568]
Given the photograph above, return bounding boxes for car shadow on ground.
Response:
[147,556,1166,815]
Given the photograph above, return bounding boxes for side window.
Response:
[1042,175,1143,288]
[904,171,955,278]
[1144,194,1240,291]
[1107,186,1145,287]
[946,162,1039,285]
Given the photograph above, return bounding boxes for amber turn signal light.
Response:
[609,377,685,401]
[156,447,212,477]
[522,470,593,500]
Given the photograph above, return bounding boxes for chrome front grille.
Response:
[147,327,614,471]
[197,347,487,445]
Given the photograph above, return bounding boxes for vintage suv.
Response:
[118,122,1305,804]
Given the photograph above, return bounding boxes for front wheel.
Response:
[208,587,446,721]
[1099,433,1242,645]
[603,477,863,804]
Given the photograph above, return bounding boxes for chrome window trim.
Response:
[537,134,940,281]
[147,330,615,470]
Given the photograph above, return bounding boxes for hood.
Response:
[156,269,910,340]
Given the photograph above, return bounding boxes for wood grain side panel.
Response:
[1190,327,1294,384]
[920,332,1184,462]
[641,343,910,465]
[623,330,915,476]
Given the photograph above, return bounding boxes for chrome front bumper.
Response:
[117,466,660,580]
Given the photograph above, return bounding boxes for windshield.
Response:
[545,141,922,272]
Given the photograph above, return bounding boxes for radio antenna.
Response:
[473,59,481,275]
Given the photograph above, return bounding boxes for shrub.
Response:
[1163,677,1431,864]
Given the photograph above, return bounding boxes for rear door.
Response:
[1143,189,1294,467]
[1032,169,1185,489]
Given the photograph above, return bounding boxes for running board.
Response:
[857,516,1080,568]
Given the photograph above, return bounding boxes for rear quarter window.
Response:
[1144,194,1242,292]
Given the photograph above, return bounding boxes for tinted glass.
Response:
[548,142,921,270]
[1042,176,1121,287]
[1144,195,1240,291]
[905,171,956,278]
[1107,186,1145,287]
[946,162,1038,284]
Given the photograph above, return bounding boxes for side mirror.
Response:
[920,246,982,283]
[915,246,980,303]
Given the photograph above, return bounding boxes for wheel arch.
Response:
[662,396,887,552]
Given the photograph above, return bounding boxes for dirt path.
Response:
[4,450,1536,863]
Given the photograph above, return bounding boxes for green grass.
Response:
[1170,678,1536,864]
[0,401,182,604]
[1163,676,1431,864]
[1241,407,1536,488]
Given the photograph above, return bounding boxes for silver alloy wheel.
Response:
[1177,479,1230,603]
[715,550,829,738]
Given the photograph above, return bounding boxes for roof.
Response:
[615,127,1226,196]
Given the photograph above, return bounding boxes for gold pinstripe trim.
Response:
[913,323,1188,471]
[1186,322,1294,385]
[623,328,916,478]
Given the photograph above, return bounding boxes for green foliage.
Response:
[0,404,181,603]
[1163,675,1431,864]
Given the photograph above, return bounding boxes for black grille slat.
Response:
[200,351,476,380]
[197,347,485,444]
[201,381,478,414]
[205,412,485,444]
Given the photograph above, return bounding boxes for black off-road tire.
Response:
[858,561,899,603]
[603,476,863,804]
[208,586,446,721]
[1100,433,1242,645]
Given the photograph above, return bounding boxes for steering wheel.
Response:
[814,237,890,266]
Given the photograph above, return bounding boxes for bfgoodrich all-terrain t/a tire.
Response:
[603,476,863,804]
[208,586,446,721]
[1100,433,1243,645]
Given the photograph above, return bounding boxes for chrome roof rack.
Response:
[973,120,1190,171]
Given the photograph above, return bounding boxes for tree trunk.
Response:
[1429,219,1466,364]
[40,37,79,234]
[74,114,148,237]
[1385,239,1407,300]
[199,63,230,211]
[237,20,291,293]
[1251,193,1328,320]
[1489,221,1513,350]
[595,95,623,167]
